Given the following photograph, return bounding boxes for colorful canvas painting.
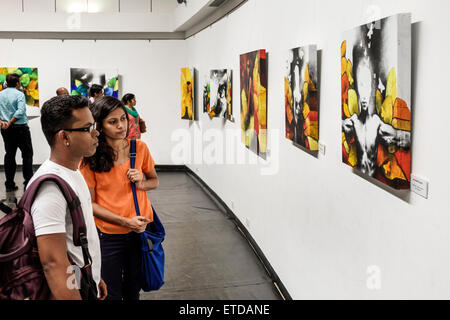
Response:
[181,67,194,120]
[341,13,411,189]
[0,67,39,107]
[202,74,210,114]
[284,45,319,151]
[240,49,267,159]
[70,68,119,98]
[209,69,232,121]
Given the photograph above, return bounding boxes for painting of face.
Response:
[341,13,411,189]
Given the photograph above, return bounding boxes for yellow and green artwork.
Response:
[0,67,39,107]
[341,13,411,189]
[70,68,119,98]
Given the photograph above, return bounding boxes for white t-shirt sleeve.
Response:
[31,181,68,237]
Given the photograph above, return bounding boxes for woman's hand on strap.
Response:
[125,216,150,233]
[127,169,144,188]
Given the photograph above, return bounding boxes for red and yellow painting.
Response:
[240,49,267,159]
[341,14,411,189]
[284,45,319,151]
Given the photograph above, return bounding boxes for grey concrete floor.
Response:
[0,169,281,300]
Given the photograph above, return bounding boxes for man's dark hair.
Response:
[89,84,103,97]
[6,74,20,88]
[40,95,89,147]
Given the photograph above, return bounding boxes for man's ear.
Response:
[55,130,69,145]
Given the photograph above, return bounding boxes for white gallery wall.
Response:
[0,39,186,165]
[182,0,450,298]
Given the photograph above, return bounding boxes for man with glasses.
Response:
[26,95,107,299]
[0,73,33,191]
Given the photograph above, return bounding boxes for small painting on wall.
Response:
[0,67,39,107]
[202,74,210,114]
[209,69,232,121]
[70,68,119,98]
[284,45,319,152]
[181,67,194,120]
[240,49,267,159]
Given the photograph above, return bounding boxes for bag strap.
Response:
[129,139,141,217]
[20,174,92,268]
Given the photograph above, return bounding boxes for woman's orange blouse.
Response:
[80,139,155,234]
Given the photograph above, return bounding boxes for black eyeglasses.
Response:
[60,123,97,134]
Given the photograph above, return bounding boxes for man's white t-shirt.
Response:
[29,159,101,287]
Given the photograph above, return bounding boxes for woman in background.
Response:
[122,93,146,139]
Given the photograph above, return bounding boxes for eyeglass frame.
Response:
[58,123,98,134]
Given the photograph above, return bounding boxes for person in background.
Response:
[0,74,33,191]
[121,93,146,140]
[80,96,158,300]
[56,87,69,96]
[89,84,104,104]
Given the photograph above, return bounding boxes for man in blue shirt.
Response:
[0,73,33,191]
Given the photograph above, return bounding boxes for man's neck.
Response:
[358,108,370,124]
[49,151,80,171]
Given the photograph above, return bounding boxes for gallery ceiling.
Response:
[0,0,246,39]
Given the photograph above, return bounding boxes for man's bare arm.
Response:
[378,121,411,149]
[342,115,356,137]
[37,233,82,300]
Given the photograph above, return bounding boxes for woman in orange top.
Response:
[80,96,159,300]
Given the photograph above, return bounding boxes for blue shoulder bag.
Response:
[130,139,165,292]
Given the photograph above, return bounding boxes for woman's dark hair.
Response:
[82,96,129,172]
[89,84,103,97]
[121,93,135,105]
[41,95,89,146]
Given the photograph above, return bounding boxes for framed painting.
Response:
[209,69,232,121]
[181,67,194,120]
[70,68,119,98]
[285,45,319,151]
[0,67,39,107]
[240,49,267,159]
[341,13,411,189]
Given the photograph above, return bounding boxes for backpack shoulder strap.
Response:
[20,174,87,248]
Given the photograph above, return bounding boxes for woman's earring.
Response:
[66,142,70,147]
